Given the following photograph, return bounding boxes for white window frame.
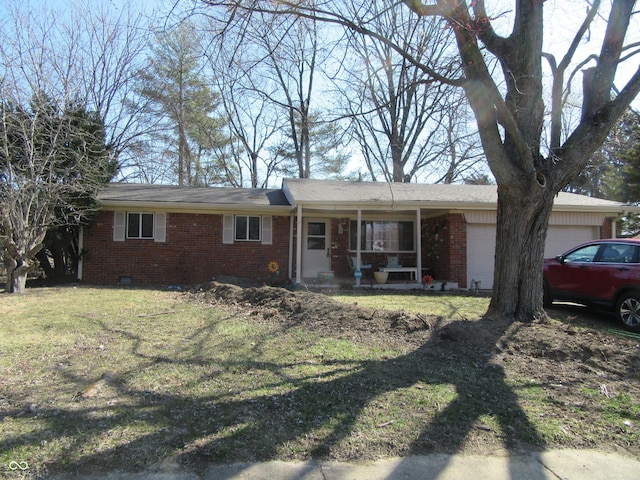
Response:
[223,215,272,244]
[235,215,261,242]
[127,212,155,239]
[114,211,165,242]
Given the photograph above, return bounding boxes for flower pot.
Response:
[374,271,389,284]
[317,271,334,283]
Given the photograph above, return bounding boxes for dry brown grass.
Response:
[1,284,638,478]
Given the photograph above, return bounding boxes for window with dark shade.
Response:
[349,220,414,252]
[127,213,154,239]
[235,215,261,241]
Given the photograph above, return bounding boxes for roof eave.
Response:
[551,204,632,214]
[291,200,631,215]
[99,200,293,213]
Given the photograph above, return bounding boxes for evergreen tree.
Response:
[1,93,114,292]
[134,21,227,186]
[566,110,640,235]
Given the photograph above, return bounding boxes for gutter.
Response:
[98,200,292,214]
[289,200,631,215]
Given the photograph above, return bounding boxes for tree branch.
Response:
[583,0,635,121]
[204,0,466,86]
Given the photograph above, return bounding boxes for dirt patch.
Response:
[190,282,640,457]
[191,282,435,346]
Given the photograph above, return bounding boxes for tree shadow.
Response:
[1,312,548,478]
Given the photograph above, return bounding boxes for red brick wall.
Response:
[81,210,291,286]
[601,218,613,238]
[422,213,467,287]
[447,214,467,288]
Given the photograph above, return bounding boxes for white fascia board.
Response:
[99,200,292,214]
[296,200,631,215]
[550,204,632,214]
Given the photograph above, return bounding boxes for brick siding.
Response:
[601,217,613,238]
[81,210,290,286]
[422,213,467,287]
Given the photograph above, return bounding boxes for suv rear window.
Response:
[598,243,639,263]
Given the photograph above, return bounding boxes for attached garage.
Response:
[466,223,496,290]
[545,212,606,257]
[465,211,607,290]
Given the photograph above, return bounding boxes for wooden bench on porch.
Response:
[378,266,419,281]
[378,256,419,281]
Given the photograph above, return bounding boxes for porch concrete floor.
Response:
[300,276,459,291]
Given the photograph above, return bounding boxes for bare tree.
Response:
[208,35,285,187]
[200,0,640,322]
[0,94,114,293]
[73,2,153,177]
[203,1,346,181]
[341,4,481,183]
[252,10,332,178]
[0,0,149,291]
[409,0,640,321]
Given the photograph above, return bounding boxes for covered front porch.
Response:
[282,178,469,291]
[287,206,465,291]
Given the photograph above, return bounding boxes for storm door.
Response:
[302,218,331,277]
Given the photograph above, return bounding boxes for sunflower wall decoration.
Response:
[267,261,280,274]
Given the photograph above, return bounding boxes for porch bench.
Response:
[378,266,419,281]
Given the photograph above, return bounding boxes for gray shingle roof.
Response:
[97,179,630,214]
[98,183,290,208]
[282,178,629,211]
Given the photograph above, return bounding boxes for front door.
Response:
[302,218,331,278]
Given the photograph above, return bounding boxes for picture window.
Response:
[349,220,414,252]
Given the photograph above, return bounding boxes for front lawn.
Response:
[1,285,638,478]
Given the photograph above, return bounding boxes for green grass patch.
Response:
[330,292,490,320]
[1,286,638,477]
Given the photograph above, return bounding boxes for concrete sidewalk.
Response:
[53,449,640,479]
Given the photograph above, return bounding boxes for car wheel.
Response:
[616,292,640,333]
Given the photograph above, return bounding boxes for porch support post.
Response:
[295,204,303,284]
[416,208,422,283]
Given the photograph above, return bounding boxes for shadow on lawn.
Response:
[2,314,548,479]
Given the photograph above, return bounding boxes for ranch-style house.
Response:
[79,178,629,290]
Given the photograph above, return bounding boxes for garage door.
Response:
[544,226,598,258]
[467,224,496,290]
[467,224,599,290]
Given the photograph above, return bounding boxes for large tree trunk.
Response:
[10,266,28,294]
[4,257,29,294]
[487,184,554,321]
[2,230,46,293]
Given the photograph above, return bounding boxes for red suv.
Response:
[543,238,640,332]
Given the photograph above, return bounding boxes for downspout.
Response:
[288,213,294,280]
[295,203,303,283]
[356,209,362,286]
